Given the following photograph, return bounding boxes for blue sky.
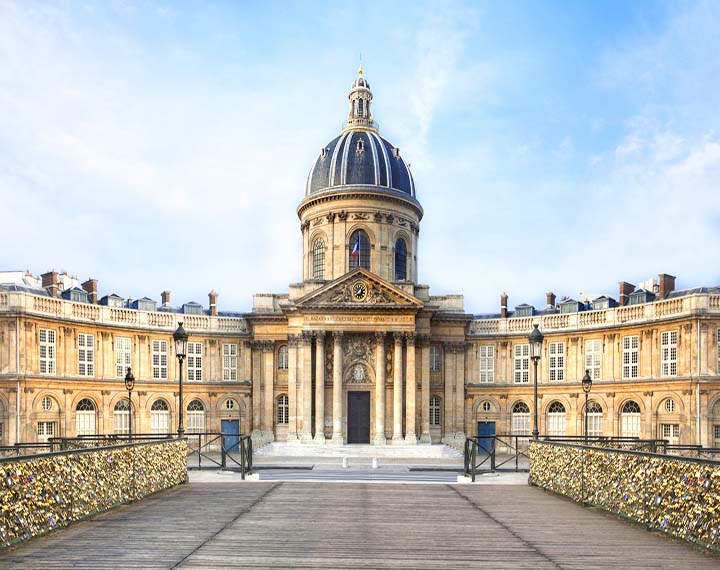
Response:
[1,0,718,313]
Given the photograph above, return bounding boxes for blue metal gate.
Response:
[221,419,240,452]
[477,421,496,454]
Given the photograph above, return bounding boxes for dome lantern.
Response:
[346,66,376,131]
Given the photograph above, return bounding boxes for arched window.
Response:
[394,238,407,281]
[585,401,603,437]
[113,399,131,434]
[429,396,441,426]
[620,400,641,438]
[277,394,289,425]
[512,402,530,437]
[313,238,325,279]
[278,345,289,370]
[75,398,96,436]
[348,230,370,271]
[150,399,170,434]
[481,401,492,413]
[186,400,205,434]
[663,398,676,413]
[547,401,566,437]
[225,399,237,411]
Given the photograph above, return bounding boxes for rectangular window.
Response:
[152,340,168,380]
[115,337,132,378]
[37,421,55,443]
[622,335,639,379]
[78,333,94,377]
[478,346,494,383]
[661,331,678,377]
[187,342,203,382]
[430,346,442,372]
[661,423,680,445]
[548,342,564,382]
[222,343,238,381]
[714,425,720,448]
[584,339,602,380]
[514,344,529,384]
[39,328,56,375]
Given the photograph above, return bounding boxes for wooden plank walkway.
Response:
[1,482,718,569]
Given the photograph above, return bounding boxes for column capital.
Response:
[250,339,274,352]
[287,334,300,348]
[314,330,326,340]
[301,330,314,343]
[416,333,430,347]
[374,331,386,342]
[393,331,404,343]
[405,332,416,343]
[445,341,467,354]
[333,330,344,341]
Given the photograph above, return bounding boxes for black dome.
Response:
[305,130,416,197]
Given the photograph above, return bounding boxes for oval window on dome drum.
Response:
[394,238,407,281]
[348,230,370,271]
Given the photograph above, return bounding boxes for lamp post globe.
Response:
[528,324,544,441]
[124,367,135,439]
[173,322,189,437]
[582,369,592,443]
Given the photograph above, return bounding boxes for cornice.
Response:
[297,187,424,220]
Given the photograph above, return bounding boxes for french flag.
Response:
[351,236,360,260]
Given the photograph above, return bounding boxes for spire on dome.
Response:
[346,67,376,131]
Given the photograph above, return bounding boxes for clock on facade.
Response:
[351,280,368,302]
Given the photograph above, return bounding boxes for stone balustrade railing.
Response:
[529,441,720,551]
[469,293,716,336]
[0,290,248,333]
[0,438,187,547]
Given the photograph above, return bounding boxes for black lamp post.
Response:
[124,367,135,440]
[173,322,189,437]
[528,324,544,441]
[582,369,593,444]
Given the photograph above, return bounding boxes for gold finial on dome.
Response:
[358,65,363,76]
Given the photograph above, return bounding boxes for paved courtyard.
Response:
[1,481,718,569]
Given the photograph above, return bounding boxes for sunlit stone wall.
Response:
[529,441,720,551]
[0,439,187,547]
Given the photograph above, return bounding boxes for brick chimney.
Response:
[546,291,556,309]
[619,282,635,306]
[500,292,508,319]
[658,274,676,299]
[81,278,98,304]
[161,290,171,305]
[209,290,218,316]
[41,270,59,298]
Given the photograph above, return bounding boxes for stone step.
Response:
[254,441,463,459]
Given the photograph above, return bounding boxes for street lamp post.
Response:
[528,324,544,441]
[582,369,593,444]
[124,368,135,440]
[173,322,189,437]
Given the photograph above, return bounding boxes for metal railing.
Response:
[0,443,55,457]
[184,432,253,480]
[540,436,668,453]
[464,435,531,481]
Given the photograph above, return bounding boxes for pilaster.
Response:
[331,331,344,444]
[417,334,431,443]
[374,332,387,445]
[314,331,326,442]
[300,331,313,442]
[404,332,417,444]
[392,332,404,443]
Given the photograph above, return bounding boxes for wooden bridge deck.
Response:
[1,482,718,569]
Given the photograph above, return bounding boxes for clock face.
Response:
[352,280,368,302]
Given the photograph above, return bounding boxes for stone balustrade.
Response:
[529,441,720,551]
[469,293,717,337]
[0,438,187,547]
[0,290,248,333]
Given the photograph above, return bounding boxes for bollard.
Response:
[372,457,378,469]
[342,457,349,469]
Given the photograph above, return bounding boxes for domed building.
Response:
[1,68,719,451]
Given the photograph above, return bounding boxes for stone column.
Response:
[300,331,313,442]
[314,331,326,442]
[392,332,404,443]
[287,335,299,441]
[417,334,431,443]
[374,332,387,445]
[455,344,466,439]
[331,331,344,444]
[250,341,263,440]
[443,344,455,444]
[262,341,275,439]
[405,333,417,444]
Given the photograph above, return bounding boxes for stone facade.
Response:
[1,70,719,449]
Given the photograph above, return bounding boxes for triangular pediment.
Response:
[294,268,423,309]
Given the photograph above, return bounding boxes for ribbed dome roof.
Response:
[305,130,415,197]
[305,69,416,198]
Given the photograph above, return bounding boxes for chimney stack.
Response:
[209,290,218,316]
[500,292,508,319]
[81,278,98,304]
[41,270,59,298]
[546,291,556,309]
[161,290,171,305]
[658,274,676,299]
[619,281,635,306]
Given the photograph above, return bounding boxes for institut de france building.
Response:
[1,69,720,449]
